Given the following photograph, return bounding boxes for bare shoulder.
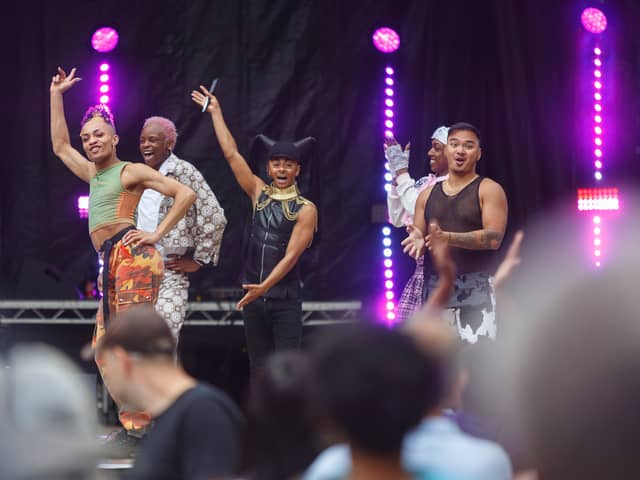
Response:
[417,183,435,206]
[120,162,160,190]
[479,177,506,198]
[298,198,318,217]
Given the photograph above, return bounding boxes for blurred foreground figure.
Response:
[309,322,443,480]
[0,344,101,480]
[491,198,640,479]
[95,306,245,479]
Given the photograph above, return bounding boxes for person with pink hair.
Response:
[137,116,226,340]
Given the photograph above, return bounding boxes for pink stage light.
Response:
[99,95,110,104]
[385,78,394,86]
[594,148,602,157]
[594,138,602,146]
[594,104,602,112]
[386,301,395,310]
[594,70,602,78]
[594,58,602,67]
[385,98,394,107]
[77,195,89,219]
[385,120,394,128]
[594,47,602,55]
[385,291,394,300]
[594,92,602,101]
[594,80,602,89]
[91,27,119,53]
[387,311,396,321]
[383,248,392,257]
[594,126,602,135]
[384,130,394,138]
[595,171,603,181]
[595,160,602,169]
[384,259,392,268]
[99,74,109,82]
[372,27,400,53]
[99,63,110,72]
[594,115,602,123]
[385,109,394,118]
[385,280,394,289]
[99,85,109,93]
[385,66,394,75]
[581,7,607,34]
[577,188,619,211]
[382,237,391,247]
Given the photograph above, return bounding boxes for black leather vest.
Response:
[243,186,309,299]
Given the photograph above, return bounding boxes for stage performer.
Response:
[137,116,226,340]
[49,67,196,447]
[403,122,507,344]
[191,86,317,370]
[386,126,449,323]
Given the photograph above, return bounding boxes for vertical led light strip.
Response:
[372,27,400,324]
[382,65,396,323]
[579,7,615,268]
[592,45,603,182]
[98,63,111,105]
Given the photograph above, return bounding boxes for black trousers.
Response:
[242,298,303,369]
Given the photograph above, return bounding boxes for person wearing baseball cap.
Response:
[385,126,450,324]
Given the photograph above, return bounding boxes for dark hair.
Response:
[242,351,322,480]
[96,305,175,357]
[312,322,443,455]
[81,104,117,133]
[447,122,481,145]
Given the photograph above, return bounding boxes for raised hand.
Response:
[428,222,455,281]
[425,222,448,251]
[190,85,220,113]
[401,224,425,260]
[493,230,524,291]
[50,67,82,94]
[384,137,410,175]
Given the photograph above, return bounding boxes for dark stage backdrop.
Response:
[2,0,640,302]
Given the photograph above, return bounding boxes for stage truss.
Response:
[0,300,362,326]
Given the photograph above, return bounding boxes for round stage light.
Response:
[99,95,110,104]
[581,8,607,34]
[372,27,400,53]
[91,27,119,53]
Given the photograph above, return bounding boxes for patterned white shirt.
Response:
[137,153,226,265]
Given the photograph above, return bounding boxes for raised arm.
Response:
[191,87,264,202]
[121,163,196,247]
[49,67,96,183]
[426,179,508,251]
[237,203,317,309]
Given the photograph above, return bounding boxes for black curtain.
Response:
[2,0,640,301]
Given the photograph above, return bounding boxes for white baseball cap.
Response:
[431,126,449,145]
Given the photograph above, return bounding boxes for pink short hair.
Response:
[143,116,178,147]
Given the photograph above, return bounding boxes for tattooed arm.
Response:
[425,179,508,251]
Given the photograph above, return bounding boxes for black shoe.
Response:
[100,428,141,458]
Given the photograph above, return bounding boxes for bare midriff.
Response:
[90,221,136,252]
